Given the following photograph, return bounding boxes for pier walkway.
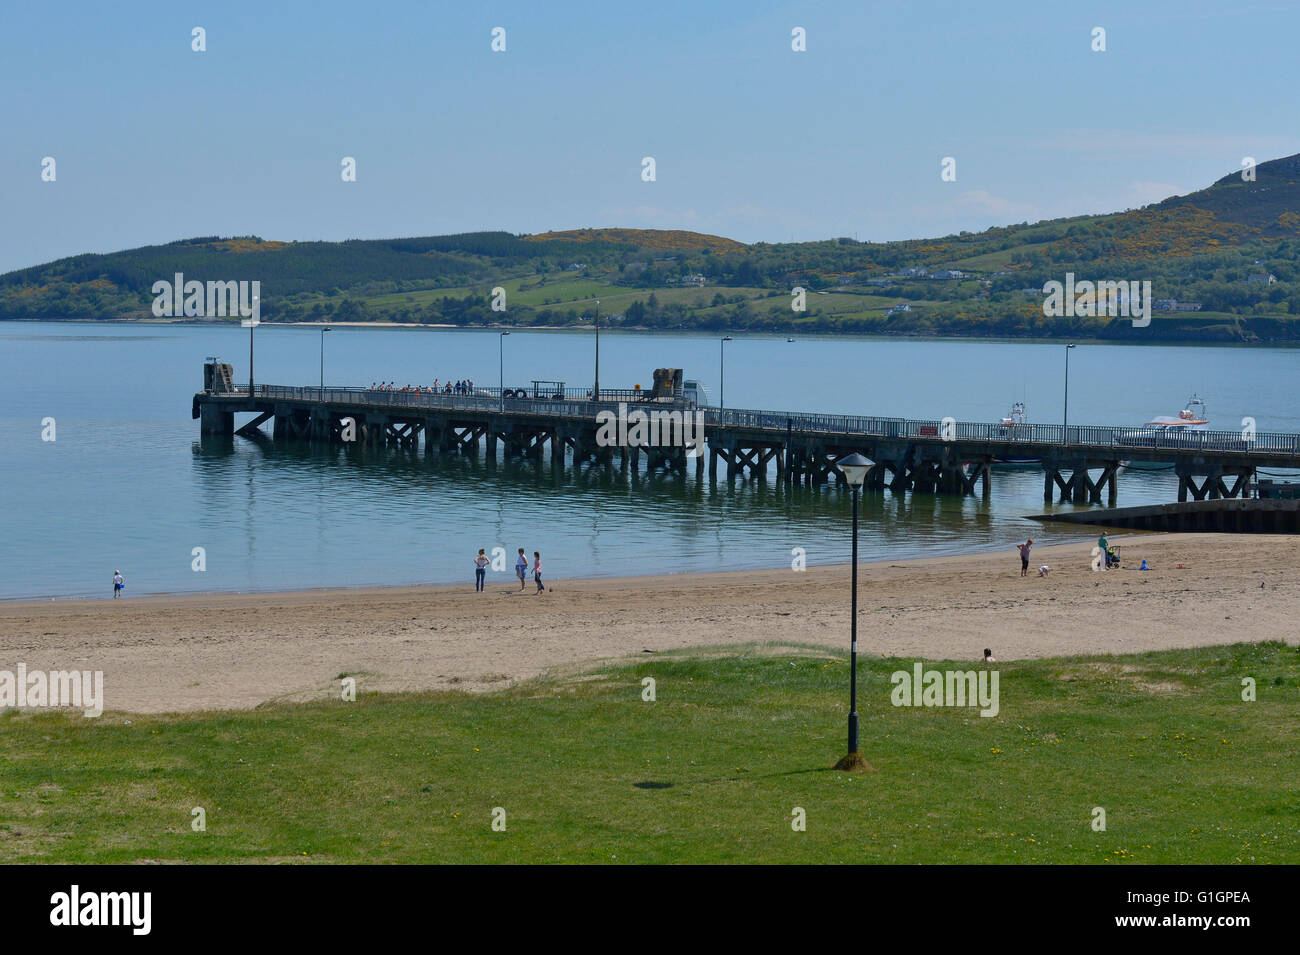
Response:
[194,375,1300,504]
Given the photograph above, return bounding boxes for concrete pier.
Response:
[1033,498,1300,533]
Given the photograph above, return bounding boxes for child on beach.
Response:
[1016,539,1033,577]
[533,551,545,594]
[983,648,996,663]
[1037,564,1050,578]
[112,570,124,598]
[474,549,489,592]
[515,549,528,591]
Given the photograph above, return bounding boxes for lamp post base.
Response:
[833,751,873,773]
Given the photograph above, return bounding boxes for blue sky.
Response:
[2,0,1298,272]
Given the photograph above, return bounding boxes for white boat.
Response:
[1119,394,1210,470]
[994,401,1039,464]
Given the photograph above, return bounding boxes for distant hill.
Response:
[524,228,745,253]
[1154,153,1300,234]
[5,157,1300,342]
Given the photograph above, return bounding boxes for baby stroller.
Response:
[1105,544,1121,569]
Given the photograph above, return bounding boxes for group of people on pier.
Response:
[368,379,476,395]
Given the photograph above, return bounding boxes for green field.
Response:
[356,280,925,322]
[1,642,1296,864]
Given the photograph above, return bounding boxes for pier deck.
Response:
[194,380,1300,504]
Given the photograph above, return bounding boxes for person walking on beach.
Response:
[1098,533,1109,571]
[1016,539,1032,577]
[515,548,528,591]
[533,551,545,594]
[112,570,124,598]
[474,549,489,592]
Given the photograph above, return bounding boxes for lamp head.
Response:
[837,452,875,488]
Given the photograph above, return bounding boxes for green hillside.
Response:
[6,156,1300,342]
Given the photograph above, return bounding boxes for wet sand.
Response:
[0,533,1293,713]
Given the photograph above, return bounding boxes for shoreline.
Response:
[5,317,1299,348]
[2,532,1295,715]
[0,524,1135,604]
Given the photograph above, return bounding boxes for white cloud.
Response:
[1125,181,1186,207]
[1039,129,1300,162]
[599,205,701,226]
[953,190,1043,222]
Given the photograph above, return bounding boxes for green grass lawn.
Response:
[1,642,1296,864]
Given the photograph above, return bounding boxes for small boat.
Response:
[994,401,1040,464]
[1119,394,1210,470]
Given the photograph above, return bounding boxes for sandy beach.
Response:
[1,532,1294,714]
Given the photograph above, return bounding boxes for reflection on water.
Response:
[173,430,1178,600]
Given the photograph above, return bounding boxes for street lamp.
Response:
[499,330,511,412]
[719,336,733,411]
[593,300,601,402]
[319,326,332,397]
[1063,343,1077,442]
[241,314,258,400]
[834,451,875,773]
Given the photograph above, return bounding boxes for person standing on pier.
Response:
[112,570,124,598]
[515,548,528,591]
[533,551,545,595]
[1016,539,1032,577]
[474,549,489,592]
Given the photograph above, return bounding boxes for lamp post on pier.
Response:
[242,312,258,400]
[834,452,875,773]
[1062,343,1077,442]
[593,300,601,402]
[499,330,510,412]
[719,336,733,411]
[319,326,332,399]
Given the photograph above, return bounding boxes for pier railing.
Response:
[225,384,1300,456]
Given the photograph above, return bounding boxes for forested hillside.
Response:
[6,155,1300,342]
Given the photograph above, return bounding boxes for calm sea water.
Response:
[3,321,1297,600]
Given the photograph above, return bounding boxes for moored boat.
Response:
[1119,394,1210,470]
[994,401,1040,464]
